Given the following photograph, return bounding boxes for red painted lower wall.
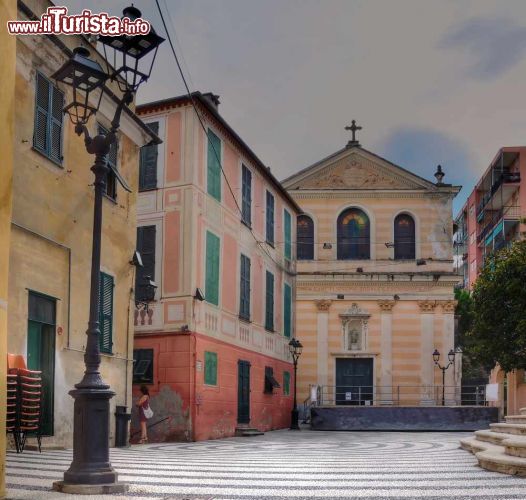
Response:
[132,331,294,442]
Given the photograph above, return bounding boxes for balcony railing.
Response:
[477,205,521,244]
[476,172,521,215]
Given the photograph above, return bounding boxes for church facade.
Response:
[283,130,461,407]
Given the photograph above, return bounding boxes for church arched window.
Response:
[394,213,416,260]
[337,208,370,260]
[297,215,314,260]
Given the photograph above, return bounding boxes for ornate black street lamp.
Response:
[432,348,456,406]
[288,338,303,430]
[51,7,163,494]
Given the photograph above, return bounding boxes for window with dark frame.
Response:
[284,209,292,260]
[264,366,280,394]
[133,349,154,384]
[207,129,222,201]
[97,123,118,200]
[33,72,64,165]
[394,213,416,260]
[139,121,159,191]
[241,165,252,226]
[297,214,314,260]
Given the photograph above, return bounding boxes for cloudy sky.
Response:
[63,0,526,214]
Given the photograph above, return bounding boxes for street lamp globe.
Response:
[52,47,107,128]
[432,349,440,364]
[99,6,165,94]
[448,349,456,363]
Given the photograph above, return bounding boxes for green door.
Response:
[27,293,56,436]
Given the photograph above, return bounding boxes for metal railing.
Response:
[308,385,488,407]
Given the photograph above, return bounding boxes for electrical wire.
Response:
[155,0,293,275]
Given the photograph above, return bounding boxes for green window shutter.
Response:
[283,283,292,338]
[265,271,274,331]
[284,209,292,260]
[99,272,114,354]
[97,124,118,199]
[34,73,63,164]
[241,165,252,226]
[205,231,220,305]
[207,130,221,201]
[283,371,290,395]
[135,225,156,301]
[49,85,64,163]
[139,121,159,191]
[239,254,251,320]
[34,73,50,154]
[266,191,274,245]
[204,351,218,385]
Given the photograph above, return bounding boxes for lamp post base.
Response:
[52,481,129,495]
[290,408,300,430]
[58,386,126,489]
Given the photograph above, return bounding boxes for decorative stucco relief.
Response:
[439,300,457,314]
[377,300,396,312]
[315,299,332,311]
[418,300,437,313]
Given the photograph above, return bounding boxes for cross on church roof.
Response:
[345,120,362,148]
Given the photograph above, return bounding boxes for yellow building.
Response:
[5,0,157,449]
[283,130,461,407]
[0,0,16,495]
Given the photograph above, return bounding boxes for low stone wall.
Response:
[311,406,499,431]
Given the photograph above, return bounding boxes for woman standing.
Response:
[136,385,151,443]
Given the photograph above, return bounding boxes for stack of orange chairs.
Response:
[17,368,42,452]
[6,371,20,452]
[5,354,42,453]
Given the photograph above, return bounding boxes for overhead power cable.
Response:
[155,0,293,275]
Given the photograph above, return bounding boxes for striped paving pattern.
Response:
[6,430,526,499]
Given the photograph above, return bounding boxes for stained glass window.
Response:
[337,208,370,260]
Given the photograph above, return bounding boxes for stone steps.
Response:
[490,422,526,435]
[235,427,264,437]
[505,415,526,424]
[462,415,526,476]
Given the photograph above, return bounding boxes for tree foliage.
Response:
[469,240,526,373]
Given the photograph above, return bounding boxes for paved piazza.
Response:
[5,430,526,499]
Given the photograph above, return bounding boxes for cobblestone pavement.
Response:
[5,430,526,499]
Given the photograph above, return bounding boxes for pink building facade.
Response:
[131,92,300,441]
[454,147,526,414]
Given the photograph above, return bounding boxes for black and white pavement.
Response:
[5,430,526,499]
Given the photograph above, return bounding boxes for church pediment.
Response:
[284,147,437,191]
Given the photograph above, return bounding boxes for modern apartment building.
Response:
[133,92,301,441]
[454,146,526,415]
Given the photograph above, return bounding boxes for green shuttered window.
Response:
[283,371,290,395]
[204,351,218,385]
[284,209,292,260]
[241,165,252,226]
[97,124,118,200]
[239,254,251,320]
[135,225,156,301]
[266,191,274,245]
[99,272,114,354]
[265,271,274,331]
[139,121,159,191]
[205,231,220,306]
[33,72,64,165]
[283,283,292,338]
[207,129,221,201]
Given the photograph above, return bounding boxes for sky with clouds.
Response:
[62,0,526,214]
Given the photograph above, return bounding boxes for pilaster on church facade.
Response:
[285,130,461,406]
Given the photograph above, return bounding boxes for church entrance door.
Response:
[335,358,373,405]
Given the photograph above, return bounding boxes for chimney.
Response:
[202,92,220,111]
